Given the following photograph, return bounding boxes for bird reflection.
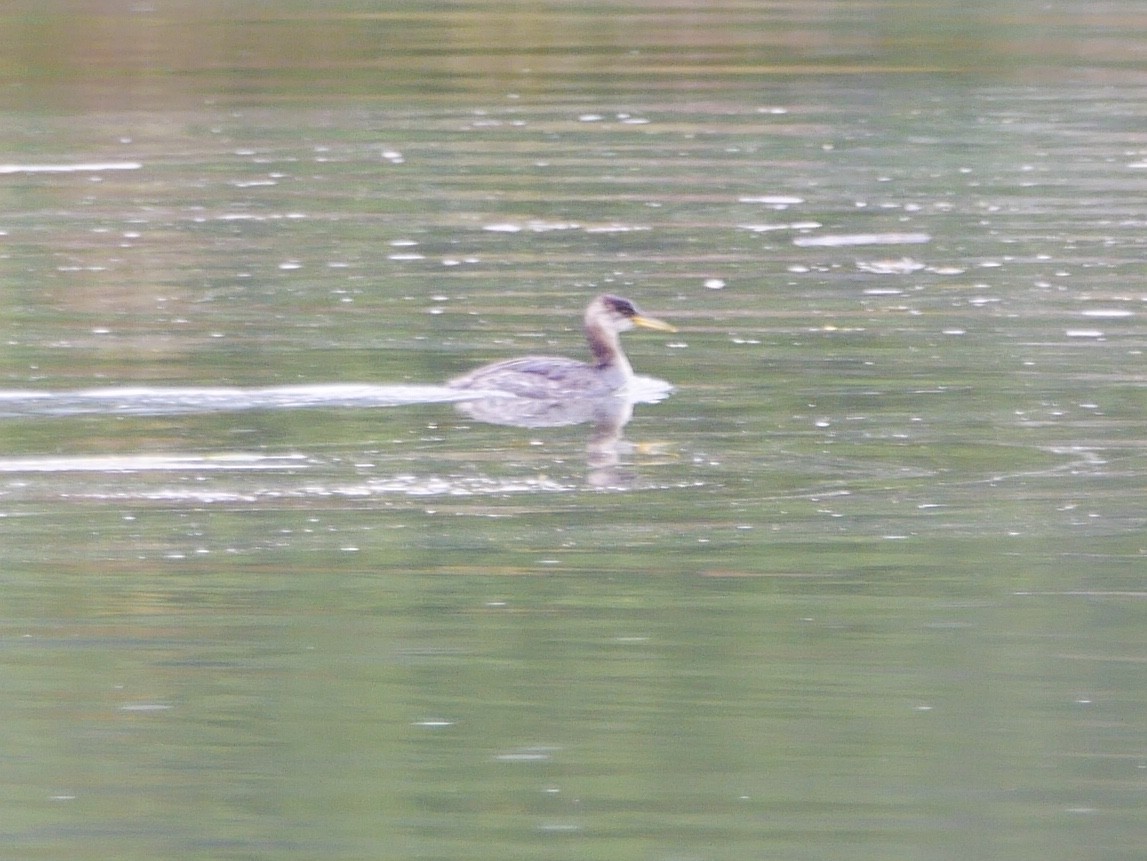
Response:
[454,389,656,488]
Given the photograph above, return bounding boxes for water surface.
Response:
[2,2,1146,860]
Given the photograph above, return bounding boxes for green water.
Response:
[1,2,1145,859]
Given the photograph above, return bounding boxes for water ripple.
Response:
[0,384,477,418]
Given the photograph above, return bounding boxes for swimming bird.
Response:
[448,294,676,399]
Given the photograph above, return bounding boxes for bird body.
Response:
[448,294,675,400]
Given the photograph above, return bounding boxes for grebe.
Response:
[448,294,675,399]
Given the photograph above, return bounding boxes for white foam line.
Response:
[794,232,931,247]
[0,453,309,473]
[0,162,143,174]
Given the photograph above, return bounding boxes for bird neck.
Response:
[586,321,633,380]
